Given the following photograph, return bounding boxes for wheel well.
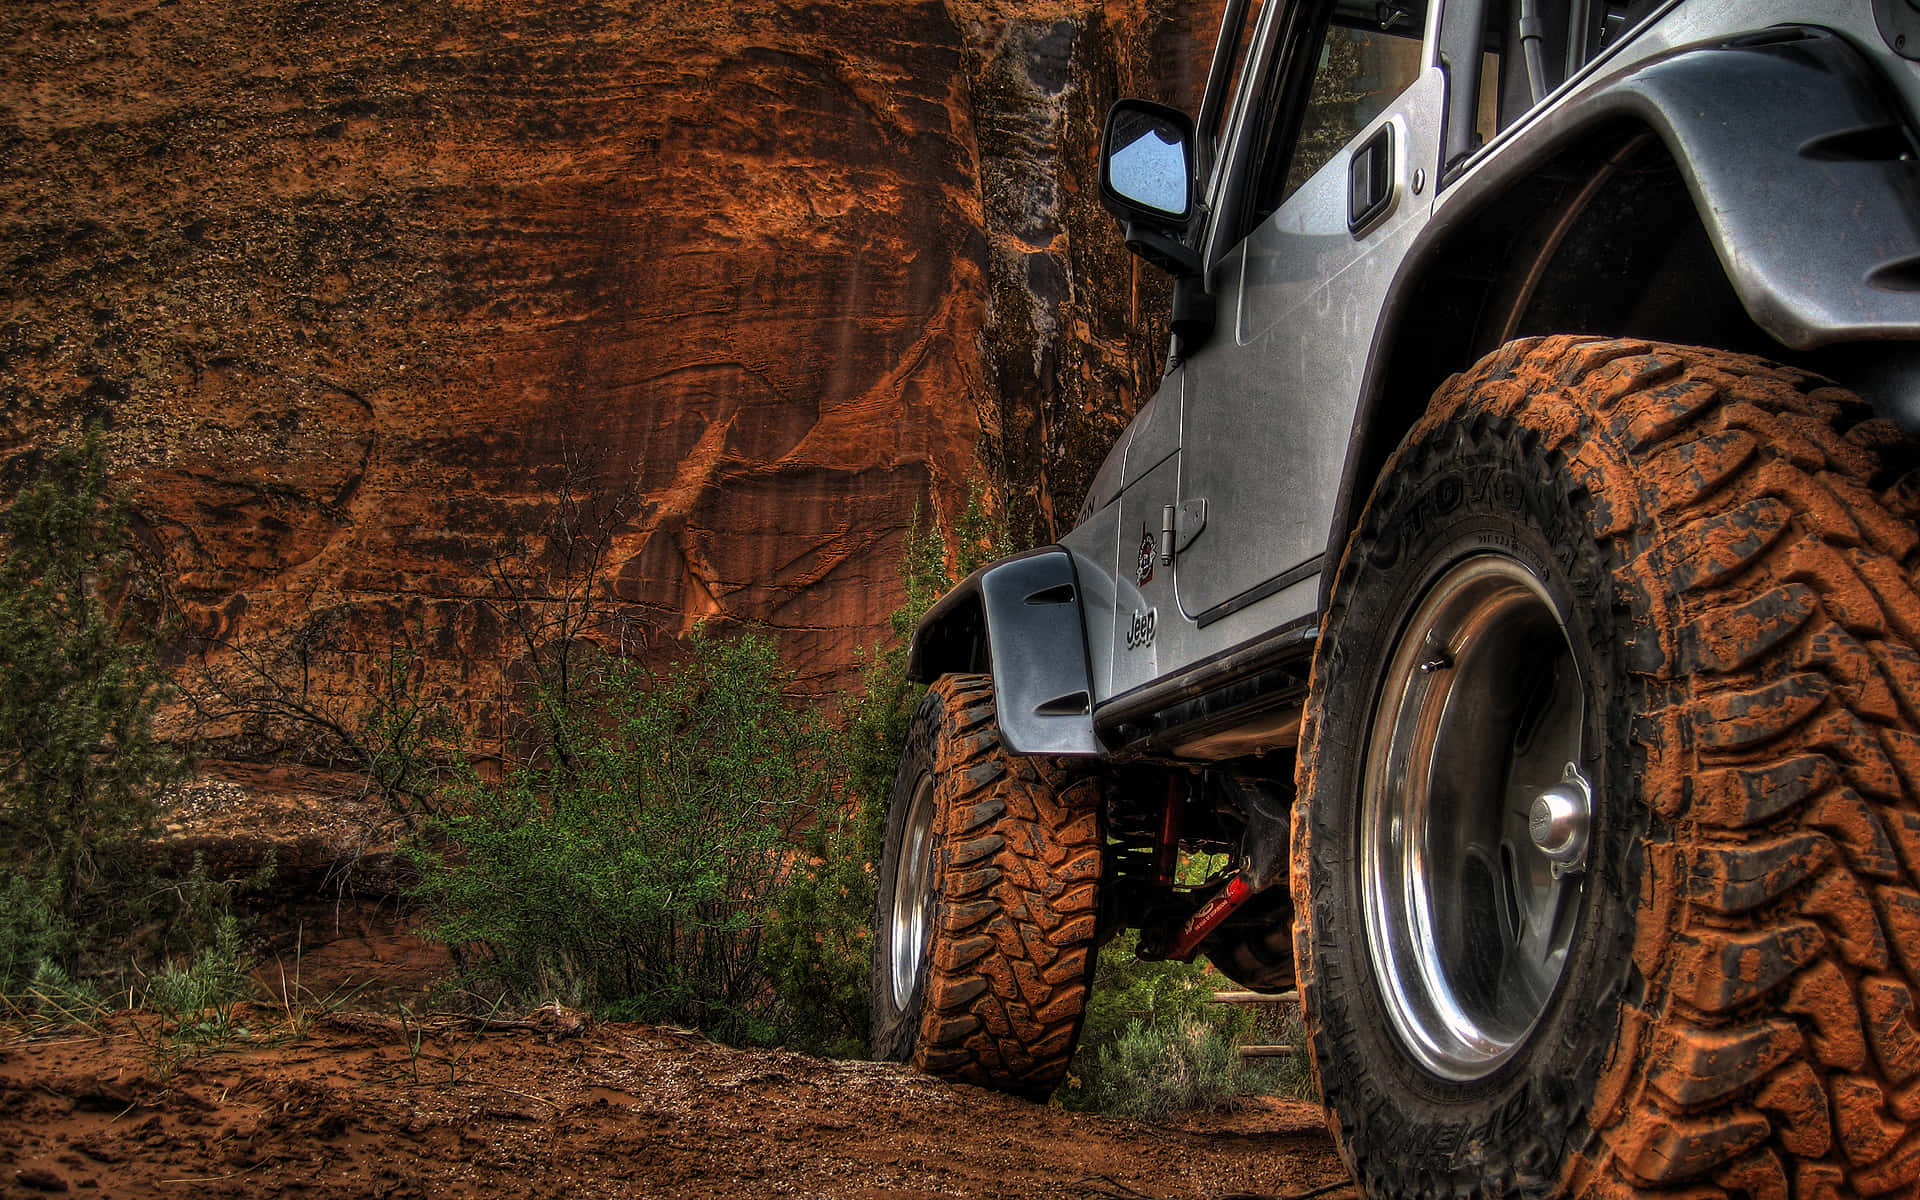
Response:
[908,593,988,681]
[1341,123,1788,569]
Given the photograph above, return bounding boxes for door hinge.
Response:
[1159,498,1207,563]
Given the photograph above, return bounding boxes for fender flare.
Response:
[1327,26,1920,610]
[1586,27,1920,354]
[907,547,1103,757]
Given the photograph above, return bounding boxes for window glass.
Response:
[1479,0,1635,144]
[1203,0,1269,174]
[1475,49,1503,149]
[1278,25,1425,204]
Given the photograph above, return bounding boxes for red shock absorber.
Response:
[1167,873,1255,962]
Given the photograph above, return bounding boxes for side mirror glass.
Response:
[1099,100,1195,223]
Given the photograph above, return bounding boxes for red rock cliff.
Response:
[0,0,1220,746]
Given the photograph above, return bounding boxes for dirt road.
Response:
[0,1005,1348,1199]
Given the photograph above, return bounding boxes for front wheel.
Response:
[870,674,1101,1098]
[1295,337,1920,1197]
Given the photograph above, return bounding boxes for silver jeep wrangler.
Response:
[874,2,1920,1196]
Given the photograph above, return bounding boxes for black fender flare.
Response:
[1586,27,1920,352]
[906,547,1102,757]
[1328,26,1920,609]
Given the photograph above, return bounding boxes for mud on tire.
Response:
[1294,336,1920,1197]
[870,674,1102,1099]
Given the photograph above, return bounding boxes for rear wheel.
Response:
[1295,337,1920,1197]
[870,674,1102,1098]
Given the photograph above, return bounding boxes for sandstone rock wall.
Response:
[0,0,1222,749]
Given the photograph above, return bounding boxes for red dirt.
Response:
[0,1005,1349,1200]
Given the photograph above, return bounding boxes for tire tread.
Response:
[1300,336,1920,1197]
[906,674,1099,1098]
[1475,340,1919,1194]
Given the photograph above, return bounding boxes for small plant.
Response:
[1,959,111,1035]
[387,993,510,1087]
[146,914,255,1042]
[0,875,72,995]
[122,913,259,1077]
[266,931,369,1042]
[395,1002,428,1083]
[1060,931,1289,1120]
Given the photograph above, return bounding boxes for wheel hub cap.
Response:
[890,774,940,1011]
[1529,764,1592,875]
[1360,555,1591,1082]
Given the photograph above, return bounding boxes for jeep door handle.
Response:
[1349,125,1394,234]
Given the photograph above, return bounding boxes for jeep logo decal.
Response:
[1126,607,1157,650]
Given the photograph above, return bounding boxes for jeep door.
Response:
[1172,3,1451,635]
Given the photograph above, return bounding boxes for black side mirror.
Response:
[1105,98,1205,311]
[1099,100,1201,276]
[1100,100,1195,220]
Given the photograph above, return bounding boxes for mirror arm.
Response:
[1123,222,1202,278]
[1170,274,1216,358]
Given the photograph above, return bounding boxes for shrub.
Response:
[1061,931,1297,1120]
[0,430,190,994]
[0,875,74,996]
[761,486,1005,1054]
[0,433,272,1044]
[0,430,181,934]
[411,628,835,1045]
[147,913,253,1027]
[759,792,882,1056]
[1250,1004,1319,1103]
[9,959,108,1028]
[1073,1014,1249,1121]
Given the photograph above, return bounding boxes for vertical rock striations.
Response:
[0,0,1222,753]
[956,0,1219,545]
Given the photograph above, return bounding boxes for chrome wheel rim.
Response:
[890,774,940,1012]
[1360,554,1591,1082]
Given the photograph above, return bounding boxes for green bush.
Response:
[0,430,192,995]
[1060,931,1304,1120]
[410,628,836,1045]
[0,433,298,1037]
[1074,1014,1249,1121]
[0,875,74,997]
[10,959,108,1027]
[1252,1004,1319,1103]
[759,792,882,1056]
[367,482,1007,1056]
[147,914,253,1027]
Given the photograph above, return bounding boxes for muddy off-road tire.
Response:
[1294,336,1920,1198]
[870,674,1102,1098]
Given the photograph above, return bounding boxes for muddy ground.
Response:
[0,1003,1349,1200]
